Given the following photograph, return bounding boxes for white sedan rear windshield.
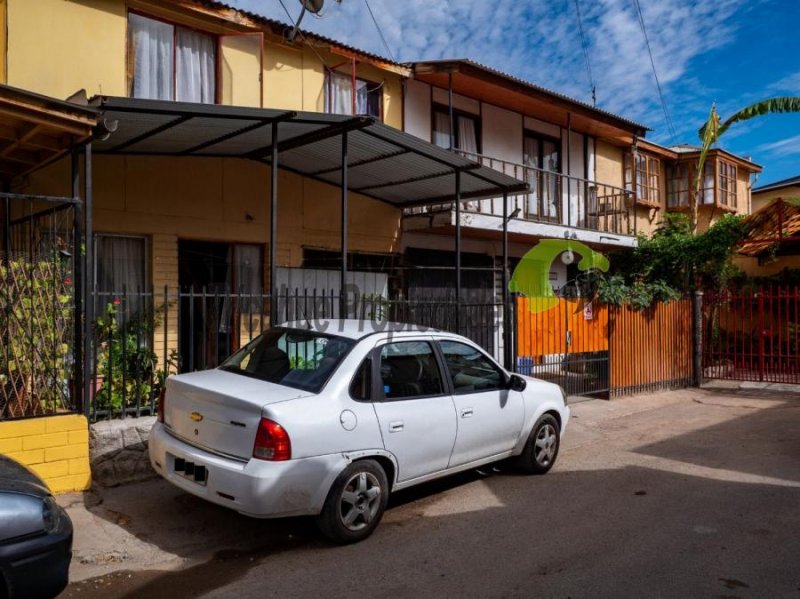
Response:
[220,328,356,393]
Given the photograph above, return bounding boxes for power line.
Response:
[572,0,596,106]
[363,0,396,62]
[631,0,677,143]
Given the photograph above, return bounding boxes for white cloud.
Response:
[229,0,746,142]
[757,133,800,156]
[768,71,800,95]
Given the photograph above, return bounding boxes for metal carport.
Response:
[90,96,528,366]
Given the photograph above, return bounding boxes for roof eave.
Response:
[411,59,649,137]
[163,0,410,75]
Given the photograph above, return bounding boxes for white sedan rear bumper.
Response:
[148,422,347,518]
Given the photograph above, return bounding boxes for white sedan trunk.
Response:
[164,370,312,460]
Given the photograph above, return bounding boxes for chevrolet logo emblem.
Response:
[190,412,204,422]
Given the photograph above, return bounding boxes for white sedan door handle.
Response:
[461,408,474,418]
[389,421,404,433]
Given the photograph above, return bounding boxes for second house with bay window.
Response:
[400,60,760,302]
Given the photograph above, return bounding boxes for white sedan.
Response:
[149,320,569,543]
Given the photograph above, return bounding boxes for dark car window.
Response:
[220,328,355,393]
[350,357,372,401]
[439,340,504,395]
[379,341,443,400]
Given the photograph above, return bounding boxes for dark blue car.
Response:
[0,455,72,599]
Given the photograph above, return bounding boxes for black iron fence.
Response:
[88,286,506,421]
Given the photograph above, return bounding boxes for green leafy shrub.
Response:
[93,301,174,416]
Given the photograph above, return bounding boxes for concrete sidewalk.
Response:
[57,383,800,589]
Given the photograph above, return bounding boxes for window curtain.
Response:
[523,136,540,215]
[432,111,451,148]
[702,162,715,204]
[176,28,216,103]
[326,71,352,115]
[234,244,263,313]
[95,236,146,321]
[355,79,369,115]
[541,140,559,218]
[129,14,174,100]
[457,116,478,154]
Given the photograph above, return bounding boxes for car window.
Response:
[379,341,444,400]
[350,357,372,401]
[439,340,505,395]
[220,328,355,393]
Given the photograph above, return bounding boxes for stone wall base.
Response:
[90,416,157,487]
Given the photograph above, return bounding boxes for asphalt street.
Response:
[59,384,800,598]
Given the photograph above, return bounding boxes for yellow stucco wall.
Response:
[220,34,262,108]
[735,254,800,277]
[25,155,401,260]
[0,0,6,84]
[0,415,91,494]
[595,140,624,189]
[7,0,127,99]
[4,0,404,126]
[752,186,800,213]
[263,42,403,127]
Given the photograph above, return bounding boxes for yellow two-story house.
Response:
[5,0,421,372]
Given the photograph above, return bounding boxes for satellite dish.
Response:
[287,0,325,43]
[300,0,324,13]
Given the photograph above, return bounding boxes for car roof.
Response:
[278,318,455,341]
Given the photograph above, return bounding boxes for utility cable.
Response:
[363,0,396,62]
[573,0,596,106]
[631,0,678,143]
[277,0,332,70]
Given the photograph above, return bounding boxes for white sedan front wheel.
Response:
[516,414,560,474]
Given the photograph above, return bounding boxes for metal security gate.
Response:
[516,296,610,398]
[703,287,800,384]
[1,193,82,419]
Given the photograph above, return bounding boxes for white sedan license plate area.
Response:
[170,453,208,486]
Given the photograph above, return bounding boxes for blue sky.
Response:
[230,0,800,186]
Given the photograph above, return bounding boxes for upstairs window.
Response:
[718,160,737,207]
[432,105,480,154]
[667,164,690,208]
[625,153,661,205]
[128,13,217,103]
[325,71,382,119]
[699,161,715,205]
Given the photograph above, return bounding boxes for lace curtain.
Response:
[129,13,216,103]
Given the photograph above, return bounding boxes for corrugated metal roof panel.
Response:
[91,97,527,206]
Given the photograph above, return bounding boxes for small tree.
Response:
[692,97,800,231]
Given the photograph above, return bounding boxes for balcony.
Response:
[404,150,637,243]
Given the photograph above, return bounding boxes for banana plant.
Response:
[692,97,800,231]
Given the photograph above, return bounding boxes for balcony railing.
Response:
[405,150,636,237]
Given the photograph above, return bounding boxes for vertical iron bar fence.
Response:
[87,287,506,421]
[703,286,800,384]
